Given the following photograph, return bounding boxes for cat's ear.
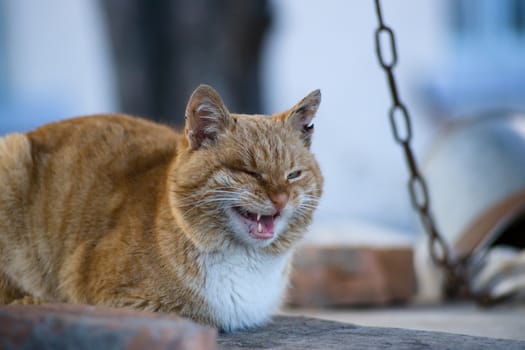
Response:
[286,89,321,148]
[184,84,231,149]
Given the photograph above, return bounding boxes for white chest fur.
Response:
[199,247,290,331]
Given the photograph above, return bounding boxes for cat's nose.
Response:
[269,192,289,212]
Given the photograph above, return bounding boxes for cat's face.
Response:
[171,85,323,253]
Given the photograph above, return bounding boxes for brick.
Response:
[0,303,217,350]
[287,246,415,306]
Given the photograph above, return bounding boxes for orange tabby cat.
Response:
[0,84,323,331]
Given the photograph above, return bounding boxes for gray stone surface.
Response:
[218,316,525,350]
[283,303,525,341]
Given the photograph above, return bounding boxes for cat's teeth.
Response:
[257,222,263,233]
[256,213,261,221]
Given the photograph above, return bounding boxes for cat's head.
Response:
[170,84,323,253]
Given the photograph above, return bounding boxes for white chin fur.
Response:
[199,247,292,331]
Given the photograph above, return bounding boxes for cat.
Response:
[0,84,323,331]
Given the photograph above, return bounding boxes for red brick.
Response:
[287,246,415,306]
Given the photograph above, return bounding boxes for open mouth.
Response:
[232,207,280,240]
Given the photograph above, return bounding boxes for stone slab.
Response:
[218,316,525,350]
[283,303,525,341]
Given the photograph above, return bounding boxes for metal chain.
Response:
[372,0,469,299]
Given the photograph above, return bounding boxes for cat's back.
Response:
[25,114,179,189]
[0,114,179,238]
[28,114,178,163]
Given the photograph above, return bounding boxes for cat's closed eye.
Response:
[239,169,262,180]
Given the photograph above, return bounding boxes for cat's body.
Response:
[0,85,322,331]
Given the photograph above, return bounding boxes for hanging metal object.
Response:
[372,0,472,300]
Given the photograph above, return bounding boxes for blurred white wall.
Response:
[262,0,447,234]
[1,0,117,132]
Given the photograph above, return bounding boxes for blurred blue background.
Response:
[1,0,524,241]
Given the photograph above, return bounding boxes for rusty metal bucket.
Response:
[416,111,525,302]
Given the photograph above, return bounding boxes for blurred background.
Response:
[1,0,525,237]
[2,0,525,338]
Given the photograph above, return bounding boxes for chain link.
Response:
[372,0,468,297]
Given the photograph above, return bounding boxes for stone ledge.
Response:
[0,303,217,350]
[1,304,523,349]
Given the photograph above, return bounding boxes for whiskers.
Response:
[294,193,320,221]
[175,185,320,225]
[177,188,240,217]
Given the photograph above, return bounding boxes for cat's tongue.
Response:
[251,214,275,239]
